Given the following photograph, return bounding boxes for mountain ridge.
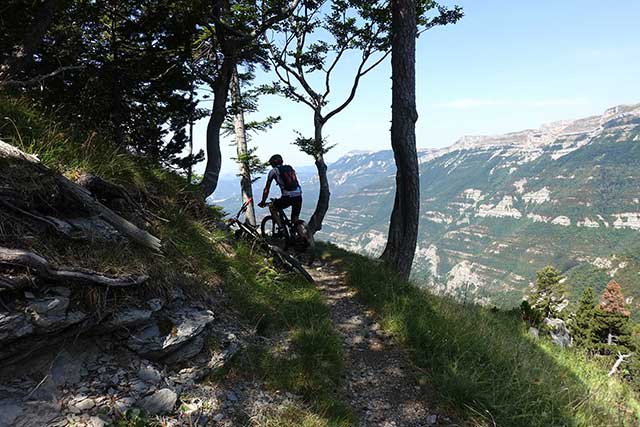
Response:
[305,102,640,311]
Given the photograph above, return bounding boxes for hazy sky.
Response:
[192,0,640,177]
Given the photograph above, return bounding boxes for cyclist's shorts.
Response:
[273,195,302,220]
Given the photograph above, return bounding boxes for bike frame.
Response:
[267,199,294,236]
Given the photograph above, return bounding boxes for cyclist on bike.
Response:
[258,154,302,226]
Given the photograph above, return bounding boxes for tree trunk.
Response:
[307,118,330,234]
[109,5,124,148]
[187,82,195,184]
[380,0,420,280]
[202,58,234,198]
[230,65,257,226]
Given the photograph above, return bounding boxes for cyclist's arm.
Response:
[260,170,275,204]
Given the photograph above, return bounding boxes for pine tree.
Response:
[572,287,597,350]
[600,280,630,317]
[529,266,567,319]
[593,280,633,355]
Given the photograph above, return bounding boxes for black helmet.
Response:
[268,154,283,166]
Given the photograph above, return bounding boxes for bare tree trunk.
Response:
[608,353,631,377]
[230,65,257,226]
[187,82,194,184]
[380,0,420,280]
[307,117,330,233]
[202,58,234,198]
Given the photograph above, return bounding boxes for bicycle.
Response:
[260,198,315,265]
[227,198,314,283]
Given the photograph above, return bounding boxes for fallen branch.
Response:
[608,352,632,377]
[0,246,147,287]
[0,139,163,253]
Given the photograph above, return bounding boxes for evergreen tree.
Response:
[2,0,208,171]
[572,287,597,350]
[528,266,567,319]
[593,281,633,355]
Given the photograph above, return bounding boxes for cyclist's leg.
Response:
[290,196,302,224]
[272,197,292,228]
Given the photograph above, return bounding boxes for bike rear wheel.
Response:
[261,215,290,242]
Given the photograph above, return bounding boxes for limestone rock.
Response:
[137,364,162,384]
[126,308,214,359]
[163,335,205,365]
[138,388,177,415]
[542,317,572,348]
[0,313,33,343]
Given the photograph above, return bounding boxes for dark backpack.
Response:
[276,165,299,191]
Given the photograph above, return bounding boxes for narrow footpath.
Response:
[309,264,459,427]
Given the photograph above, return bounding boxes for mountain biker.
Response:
[258,154,303,226]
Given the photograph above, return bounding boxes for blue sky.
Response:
[192,0,640,177]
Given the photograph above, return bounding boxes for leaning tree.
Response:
[197,0,302,198]
[224,65,280,226]
[265,0,462,235]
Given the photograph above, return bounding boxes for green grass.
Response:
[221,243,352,426]
[320,243,640,427]
[1,96,348,425]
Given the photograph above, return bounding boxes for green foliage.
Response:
[0,95,346,425]
[529,266,568,319]
[520,300,543,327]
[572,287,598,350]
[2,0,207,171]
[266,0,462,160]
[320,243,640,427]
[113,409,149,427]
[293,132,335,158]
[592,308,634,356]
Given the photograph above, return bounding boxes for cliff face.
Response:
[307,104,640,310]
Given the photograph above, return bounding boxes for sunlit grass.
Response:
[320,243,640,427]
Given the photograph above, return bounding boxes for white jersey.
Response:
[267,167,302,197]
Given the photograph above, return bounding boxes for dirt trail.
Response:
[310,263,458,427]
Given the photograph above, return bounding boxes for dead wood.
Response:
[0,246,147,287]
[0,139,163,252]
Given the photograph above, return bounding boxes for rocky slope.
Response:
[300,104,640,310]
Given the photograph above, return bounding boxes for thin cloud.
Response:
[434,98,589,109]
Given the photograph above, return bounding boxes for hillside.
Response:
[0,98,350,427]
[2,99,640,426]
[287,104,640,311]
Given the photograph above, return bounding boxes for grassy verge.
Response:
[221,243,351,426]
[320,243,640,427]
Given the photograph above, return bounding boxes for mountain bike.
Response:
[227,198,314,283]
[260,198,315,265]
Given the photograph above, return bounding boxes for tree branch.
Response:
[0,65,85,89]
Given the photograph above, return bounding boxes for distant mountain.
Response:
[218,104,640,313]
